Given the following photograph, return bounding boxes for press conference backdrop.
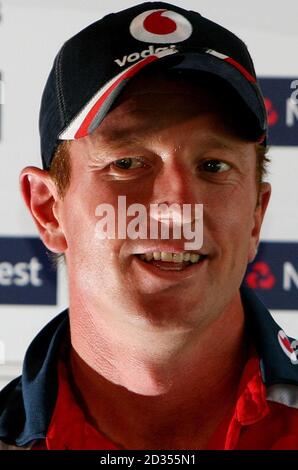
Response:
[0,0,297,389]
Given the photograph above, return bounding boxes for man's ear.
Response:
[20,166,67,253]
[248,182,271,263]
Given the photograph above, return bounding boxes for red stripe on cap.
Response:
[75,55,158,139]
[224,57,256,83]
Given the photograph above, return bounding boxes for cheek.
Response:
[203,183,257,248]
[63,191,131,288]
[61,182,122,259]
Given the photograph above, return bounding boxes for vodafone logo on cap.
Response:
[130,9,192,44]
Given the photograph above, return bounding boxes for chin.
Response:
[133,301,205,330]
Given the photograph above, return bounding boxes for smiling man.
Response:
[1,1,298,451]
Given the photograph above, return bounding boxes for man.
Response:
[1,1,298,450]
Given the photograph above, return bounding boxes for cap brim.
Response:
[59,50,267,142]
[169,52,266,137]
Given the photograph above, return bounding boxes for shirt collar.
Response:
[1,285,298,446]
[0,311,69,446]
[240,285,298,386]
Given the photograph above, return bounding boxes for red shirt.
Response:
[33,353,298,450]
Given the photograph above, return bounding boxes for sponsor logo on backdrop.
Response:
[0,238,57,305]
[259,78,298,146]
[290,80,298,104]
[246,261,276,289]
[245,242,298,309]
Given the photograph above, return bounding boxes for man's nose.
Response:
[150,160,199,207]
[148,160,201,226]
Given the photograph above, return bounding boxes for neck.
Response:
[69,291,247,449]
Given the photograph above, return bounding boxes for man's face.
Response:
[58,73,270,331]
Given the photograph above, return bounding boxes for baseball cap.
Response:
[39,1,268,169]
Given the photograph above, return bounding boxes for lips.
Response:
[135,253,207,271]
[132,243,205,256]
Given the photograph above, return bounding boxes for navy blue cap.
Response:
[39,1,267,169]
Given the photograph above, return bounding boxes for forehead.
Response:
[68,70,257,173]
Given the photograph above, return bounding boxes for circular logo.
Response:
[129,9,193,44]
[245,261,276,289]
[278,330,298,365]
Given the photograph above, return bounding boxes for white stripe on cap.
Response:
[205,48,228,60]
[59,48,177,141]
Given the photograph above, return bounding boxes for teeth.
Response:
[190,253,200,263]
[161,252,173,262]
[138,251,203,264]
[172,253,184,263]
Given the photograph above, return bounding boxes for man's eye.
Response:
[112,157,144,170]
[200,160,231,173]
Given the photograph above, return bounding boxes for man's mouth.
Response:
[135,251,206,271]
